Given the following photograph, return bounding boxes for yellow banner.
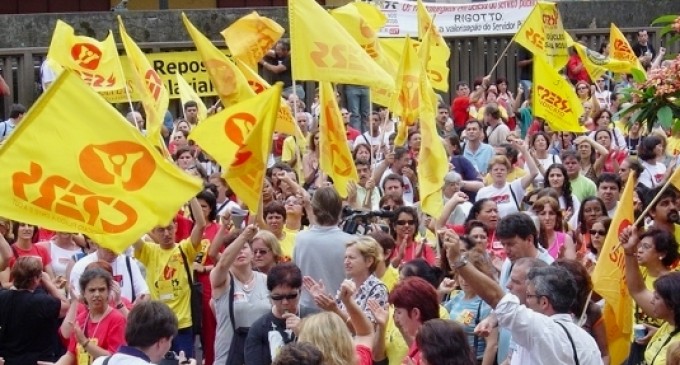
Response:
[574,43,632,81]
[221,11,284,71]
[176,73,208,123]
[47,20,126,92]
[289,0,394,90]
[610,24,646,75]
[391,37,423,129]
[532,56,585,132]
[416,0,450,92]
[515,2,570,70]
[99,50,229,103]
[0,71,202,254]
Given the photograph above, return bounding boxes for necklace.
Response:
[236,272,256,292]
[86,307,110,340]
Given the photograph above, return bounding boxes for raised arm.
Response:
[210,225,258,299]
[514,140,539,189]
[620,226,656,317]
[0,234,11,271]
[188,197,207,248]
[435,192,469,230]
[339,280,374,349]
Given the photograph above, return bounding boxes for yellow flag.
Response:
[319,82,359,198]
[0,71,201,254]
[46,20,125,91]
[331,2,397,107]
[515,2,570,70]
[234,60,303,138]
[189,84,281,213]
[417,71,447,218]
[175,73,208,123]
[182,13,254,108]
[221,11,284,70]
[391,38,423,133]
[416,0,450,92]
[118,17,170,148]
[610,24,646,75]
[532,56,585,132]
[288,0,394,90]
[591,174,635,365]
[573,43,633,81]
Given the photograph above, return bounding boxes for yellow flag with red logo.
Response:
[0,71,202,254]
[319,82,359,198]
[416,0,450,92]
[189,83,281,213]
[331,2,397,107]
[182,13,254,108]
[573,43,632,81]
[591,173,635,365]
[289,0,393,90]
[532,56,585,132]
[514,2,570,70]
[118,17,170,148]
[176,73,208,123]
[609,24,646,75]
[46,20,125,91]
[391,37,423,136]
[234,60,303,138]
[221,11,284,71]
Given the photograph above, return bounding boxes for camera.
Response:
[159,351,179,365]
[341,206,394,235]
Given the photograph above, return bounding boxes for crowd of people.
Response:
[2,26,680,365]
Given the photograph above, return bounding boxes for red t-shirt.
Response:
[9,244,52,268]
[602,149,628,173]
[406,341,422,365]
[346,126,361,142]
[355,344,373,365]
[174,212,193,242]
[451,96,471,129]
[67,307,126,358]
[397,240,436,266]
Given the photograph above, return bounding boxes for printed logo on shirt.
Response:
[458,309,475,326]
[655,173,665,183]
[490,194,510,204]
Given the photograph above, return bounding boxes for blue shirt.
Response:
[445,291,492,360]
[463,143,494,175]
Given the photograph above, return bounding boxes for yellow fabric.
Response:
[380,265,399,293]
[0,71,201,254]
[288,0,394,90]
[176,73,208,123]
[330,2,397,107]
[118,17,170,149]
[234,60,303,138]
[514,2,570,70]
[483,168,527,186]
[281,135,307,180]
[644,322,680,365]
[669,163,680,191]
[280,227,299,261]
[390,37,422,129]
[667,137,680,156]
[475,105,509,122]
[189,84,282,213]
[220,11,284,71]
[47,20,125,92]
[318,82,359,198]
[416,0,450,92]
[384,305,449,365]
[610,24,646,74]
[182,13,254,108]
[591,175,636,365]
[136,239,197,329]
[532,55,586,133]
[574,43,633,81]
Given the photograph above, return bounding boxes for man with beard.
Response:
[645,186,680,243]
[349,158,380,211]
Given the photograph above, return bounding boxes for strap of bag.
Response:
[101,356,112,365]
[229,274,236,332]
[361,282,388,312]
[509,184,521,211]
[554,320,580,365]
[177,246,193,287]
[472,299,483,356]
[0,121,7,138]
[125,256,136,302]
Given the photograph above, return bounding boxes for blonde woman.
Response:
[298,280,374,365]
[251,230,284,275]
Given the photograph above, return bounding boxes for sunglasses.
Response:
[270,292,299,301]
[253,249,270,256]
[396,220,416,226]
[589,229,607,236]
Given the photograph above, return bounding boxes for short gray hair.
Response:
[527,266,576,313]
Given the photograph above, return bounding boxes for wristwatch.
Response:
[452,255,468,270]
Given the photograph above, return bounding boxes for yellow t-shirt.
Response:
[135,239,197,329]
[281,135,308,179]
[667,137,680,157]
[380,266,399,293]
[384,305,449,365]
[644,322,680,365]
[279,227,299,261]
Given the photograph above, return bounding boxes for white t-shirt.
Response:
[525,154,561,187]
[476,179,526,218]
[40,60,56,90]
[639,160,666,188]
[70,252,150,301]
[446,201,473,225]
[379,168,414,205]
[353,131,390,150]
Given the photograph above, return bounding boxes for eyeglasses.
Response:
[396,220,416,226]
[270,292,299,301]
[253,248,270,256]
[526,293,545,300]
[382,206,393,211]
[589,229,607,236]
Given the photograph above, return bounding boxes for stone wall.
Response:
[0,0,679,49]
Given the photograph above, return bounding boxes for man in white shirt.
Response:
[353,112,389,153]
[40,59,56,91]
[443,223,603,365]
[69,244,150,303]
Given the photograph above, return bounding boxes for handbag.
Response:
[178,246,203,335]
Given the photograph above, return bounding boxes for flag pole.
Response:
[116,58,140,131]
[634,176,674,227]
[487,35,517,77]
